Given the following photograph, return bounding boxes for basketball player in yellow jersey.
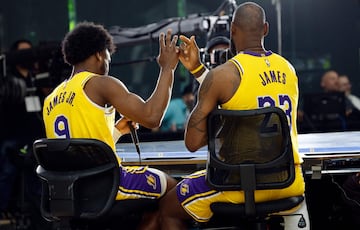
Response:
[42,22,179,230]
[159,2,310,229]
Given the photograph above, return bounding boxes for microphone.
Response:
[127,121,141,164]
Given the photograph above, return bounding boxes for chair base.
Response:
[202,197,309,230]
[47,199,158,230]
[199,215,279,230]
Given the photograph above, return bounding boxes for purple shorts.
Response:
[116,165,167,200]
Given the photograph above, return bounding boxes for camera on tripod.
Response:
[200,15,232,69]
[202,48,232,69]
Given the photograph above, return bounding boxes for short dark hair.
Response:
[61,21,116,65]
[205,36,230,52]
[10,39,32,51]
[182,83,193,96]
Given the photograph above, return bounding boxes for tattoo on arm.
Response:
[188,110,207,133]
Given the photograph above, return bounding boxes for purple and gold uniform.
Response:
[43,71,167,200]
[177,51,305,222]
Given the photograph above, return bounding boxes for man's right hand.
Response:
[157,29,179,71]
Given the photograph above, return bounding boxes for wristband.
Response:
[190,63,204,74]
[113,127,123,142]
[195,68,209,84]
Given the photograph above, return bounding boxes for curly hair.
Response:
[61,21,116,65]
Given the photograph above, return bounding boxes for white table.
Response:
[116,131,360,178]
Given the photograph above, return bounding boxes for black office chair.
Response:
[206,107,306,230]
[33,138,157,229]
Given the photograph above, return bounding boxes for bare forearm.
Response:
[185,109,208,152]
[144,67,175,127]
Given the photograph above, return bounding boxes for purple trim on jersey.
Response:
[176,173,212,203]
[243,50,273,57]
[119,166,162,197]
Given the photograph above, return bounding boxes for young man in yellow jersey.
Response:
[159,2,310,229]
[42,22,179,230]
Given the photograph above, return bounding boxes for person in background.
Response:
[320,70,340,93]
[154,83,195,132]
[339,74,360,114]
[159,2,309,229]
[203,35,231,69]
[298,70,340,121]
[42,22,179,230]
[0,39,47,222]
[9,40,35,79]
[297,70,344,132]
[339,74,360,130]
[317,70,348,131]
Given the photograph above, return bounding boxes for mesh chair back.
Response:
[206,107,295,191]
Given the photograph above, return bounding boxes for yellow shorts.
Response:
[176,165,305,222]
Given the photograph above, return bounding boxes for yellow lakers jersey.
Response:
[43,71,116,151]
[222,50,302,164]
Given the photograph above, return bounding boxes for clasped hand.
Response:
[157,30,202,72]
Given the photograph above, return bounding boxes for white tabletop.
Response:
[116,131,360,164]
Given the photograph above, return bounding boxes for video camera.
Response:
[200,15,232,69]
[202,48,232,69]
